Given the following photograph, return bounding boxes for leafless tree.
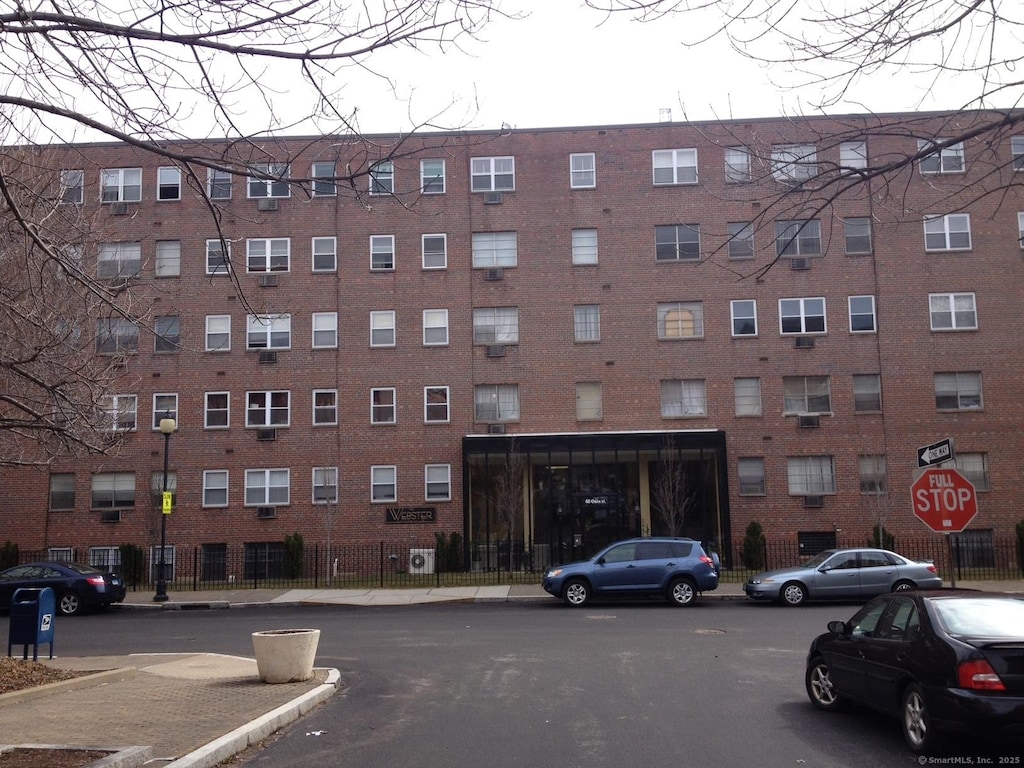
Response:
[651,435,695,537]
[492,440,526,572]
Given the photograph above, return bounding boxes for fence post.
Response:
[379,541,385,588]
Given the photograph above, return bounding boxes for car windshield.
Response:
[931,597,1024,638]
[802,550,837,569]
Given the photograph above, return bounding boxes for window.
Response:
[929,293,977,331]
[206,239,230,275]
[371,387,396,424]
[472,232,518,268]
[660,379,707,417]
[783,376,831,414]
[473,307,519,344]
[313,467,338,504]
[246,391,290,427]
[420,159,446,194]
[247,163,290,198]
[203,470,229,507]
[425,464,451,501]
[91,472,135,509]
[422,234,447,269]
[844,217,873,254]
[1019,213,1024,249]
[96,318,139,353]
[771,144,817,183]
[955,453,990,491]
[859,455,887,494]
[425,386,450,423]
[1013,137,1024,171]
[574,305,600,342]
[471,156,515,192]
[571,228,598,265]
[924,214,972,251]
[779,297,826,334]
[97,243,142,278]
[576,382,603,420]
[246,314,291,349]
[312,237,337,272]
[60,170,83,204]
[155,316,181,352]
[312,312,338,348]
[787,456,836,495]
[737,458,766,495]
[244,468,289,506]
[655,224,701,261]
[918,139,965,174]
[205,315,231,351]
[734,378,762,416]
[369,160,394,195]
[100,168,142,202]
[370,235,395,270]
[155,240,181,277]
[658,301,704,339]
[727,222,754,260]
[731,300,757,337]
[775,220,822,257]
[89,547,121,571]
[370,311,396,347]
[652,148,698,185]
[474,384,520,421]
[150,470,178,510]
[205,392,230,428]
[157,167,181,201]
[839,141,867,170]
[152,393,178,429]
[853,374,882,412]
[423,309,449,346]
[848,295,876,333]
[49,473,76,511]
[371,466,397,502]
[247,238,290,273]
[935,372,982,410]
[208,169,232,200]
[313,389,338,425]
[724,147,751,183]
[311,161,336,197]
[570,153,596,188]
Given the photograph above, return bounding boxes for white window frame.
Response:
[205,239,230,275]
[311,161,336,197]
[423,309,449,346]
[918,140,965,175]
[473,307,519,344]
[97,242,142,278]
[472,232,518,268]
[60,169,84,204]
[101,394,138,432]
[474,384,520,422]
[371,387,397,425]
[783,375,832,415]
[571,228,598,265]
[779,297,827,335]
[244,468,290,506]
[574,305,600,342]
[312,237,337,272]
[312,312,338,348]
[731,300,757,337]
[652,148,698,185]
[737,457,766,495]
[91,472,135,509]
[853,374,882,413]
[369,160,394,195]
[420,159,446,194]
[655,224,701,262]
[155,240,181,277]
[660,379,708,417]
[100,167,142,202]
[312,467,339,504]
[955,453,990,491]
[422,234,448,270]
[152,393,179,429]
[859,455,887,494]
[786,456,836,495]
[929,293,977,331]
[734,378,762,416]
[371,465,397,503]
[1018,212,1024,249]
[924,214,972,251]
[724,147,751,183]
[154,315,180,353]
[425,464,452,502]
[204,391,230,429]
[246,314,291,350]
[569,153,596,189]
[247,163,291,198]
[205,314,231,352]
[935,371,982,411]
[771,144,817,184]
[89,546,121,571]
[657,301,704,339]
[844,217,873,255]
[424,386,450,423]
[96,317,139,354]
[848,295,877,333]
[1013,137,1024,171]
[839,141,868,170]
[246,238,290,273]
[312,389,338,426]
[727,222,754,260]
[246,390,291,427]
[775,220,822,257]
[471,156,515,192]
[370,235,395,271]
[208,168,232,200]
[370,310,396,347]
[576,381,603,421]
[157,166,181,201]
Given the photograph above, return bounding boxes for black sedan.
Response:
[0,562,127,616]
[805,590,1024,753]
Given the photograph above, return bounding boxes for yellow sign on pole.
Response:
[162,491,173,515]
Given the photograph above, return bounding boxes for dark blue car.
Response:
[542,537,719,607]
[0,562,127,616]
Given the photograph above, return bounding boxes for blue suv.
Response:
[542,537,719,607]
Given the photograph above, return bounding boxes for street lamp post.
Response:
[153,415,176,602]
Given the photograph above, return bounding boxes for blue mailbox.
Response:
[7,586,56,661]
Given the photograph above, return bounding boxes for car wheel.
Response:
[902,683,939,754]
[563,578,590,607]
[892,580,915,592]
[805,658,846,711]
[58,591,83,616]
[781,581,807,606]
[668,577,697,606]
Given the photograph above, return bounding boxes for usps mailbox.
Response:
[7,586,55,661]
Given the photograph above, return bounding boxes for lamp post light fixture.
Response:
[153,414,176,602]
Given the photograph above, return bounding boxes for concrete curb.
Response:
[0,667,137,708]
[0,744,152,768]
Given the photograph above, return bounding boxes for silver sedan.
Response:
[743,548,943,606]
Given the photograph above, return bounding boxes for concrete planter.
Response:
[251,628,321,683]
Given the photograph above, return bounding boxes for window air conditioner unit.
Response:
[256,506,277,519]
[798,415,820,428]
[483,191,503,205]
[488,423,507,435]
[257,198,279,211]
[484,267,504,281]
[408,548,435,575]
[258,350,278,364]
[794,336,815,349]
[485,344,506,358]
[110,202,131,216]
[803,495,825,508]
[257,273,278,287]
[256,428,277,441]
[790,257,810,270]
[100,510,122,523]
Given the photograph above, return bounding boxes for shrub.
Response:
[119,544,146,588]
[284,532,304,579]
[740,522,765,571]
[0,541,18,570]
[867,526,895,550]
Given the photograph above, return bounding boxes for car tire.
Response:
[780,581,807,606]
[901,683,939,754]
[668,577,697,606]
[562,578,590,607]
[58,591,83,616]
[805,658,846,711]
[892,580,915,592]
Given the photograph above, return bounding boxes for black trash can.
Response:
[7,586,56,661]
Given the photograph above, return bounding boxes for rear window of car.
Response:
[931,597,1024,637]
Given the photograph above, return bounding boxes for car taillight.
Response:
[957,659,1006,691]
[700,555,714,567]
[86,575,105,587]
[926,564,937,574]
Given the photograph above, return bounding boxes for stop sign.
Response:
[910,467,978,533]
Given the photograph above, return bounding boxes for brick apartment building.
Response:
[1,110,1022,579]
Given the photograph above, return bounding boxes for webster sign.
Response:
[385,507,437,524]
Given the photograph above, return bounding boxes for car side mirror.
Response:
[595,557,605,565]
[827,620,848,635]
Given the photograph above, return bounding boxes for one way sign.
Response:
[917,438,954,468]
